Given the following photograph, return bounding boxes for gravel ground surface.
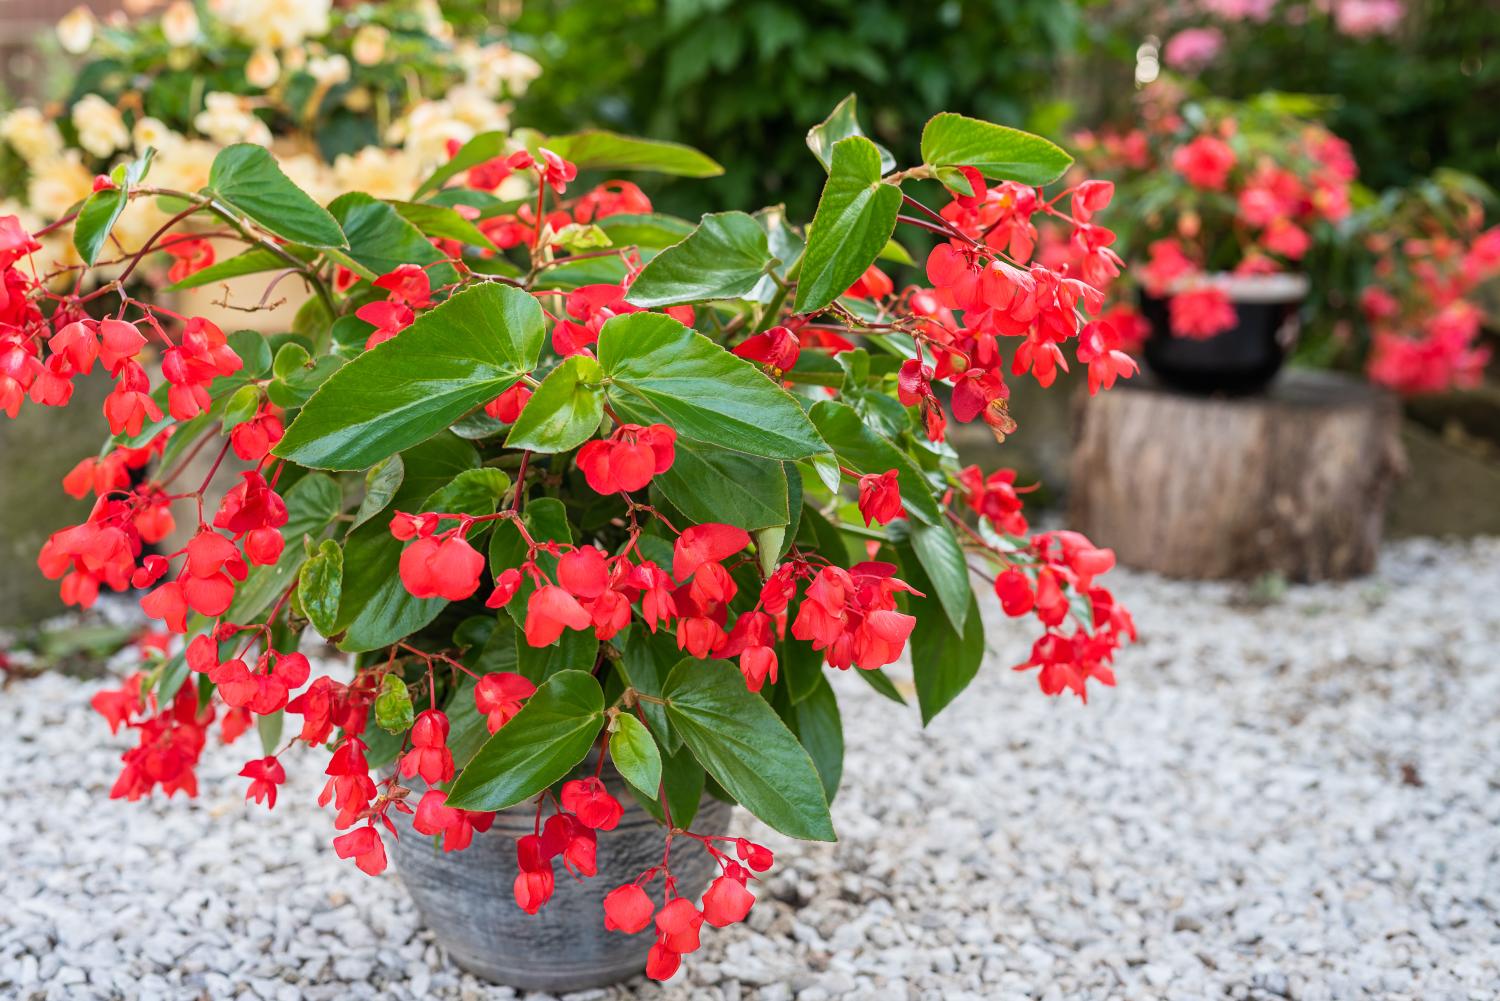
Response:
[3,537,1499,1001]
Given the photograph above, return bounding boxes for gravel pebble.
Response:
[3,537,1499,1000]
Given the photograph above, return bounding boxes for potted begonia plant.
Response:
[4,96,1136,989]
[1075,92,1358,394]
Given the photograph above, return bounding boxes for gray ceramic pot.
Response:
[391,779,731,991]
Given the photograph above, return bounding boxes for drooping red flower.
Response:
[603,883,655,934]
[397,534,485,601]
[856,470,903,526]
[398,709,454,785]
[239,756,286,809]
[701,874,755,928]
[560,777,623,831]
[332,825,387,876]
[473,672,536,733]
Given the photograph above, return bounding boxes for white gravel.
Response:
[3,536,1499,1001]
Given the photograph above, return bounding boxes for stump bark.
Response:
[1068,370,1405,581]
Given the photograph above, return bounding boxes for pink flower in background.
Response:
[1171,135,1237,190]
[1169,286,1238,339]
[1198,0,1276,21]
[1163,28,1225,70]
[1328,0,1405,36]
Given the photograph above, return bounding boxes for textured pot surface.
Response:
[1140,278,1306,396]
[393,789,731,991]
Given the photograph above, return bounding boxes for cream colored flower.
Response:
[468,43,541,97]
[446,85,512,133]
[131,116,177,154]
[416,0,451,43]
[72,95,131,159]
[27,153,94,221]
[306,54,350,86]
[56,6,95,55]
[0,108,65,167]
[111,198,171,256]
[161,0,200,46]
[194,92,272,146]
[351,24,388,66]
[216,0,330,50]
[342,87,372,113]
[150,138,219,193]
[332,146,420,201]
[246,46,281,89]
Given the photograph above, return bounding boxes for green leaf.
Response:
[205,143,346,248]
[858,666,908,705]
[617,626,682,753]
[504,355,604,453]
[375,675,415,733]
[298,539,343,639]
[350,455,404,530]
[327,193,457,287]
[898,536,985,725]
[539,130,723,177]
[651,437,789,531]
[165,246,289,291]
[595,213,695,251]
[609,713,662,795]
[794,136,902,314]
[445,671,605,812]
[626,743,704,829]
[221,384,262,432]
[599,312,827,460]
[257,709,283,757]
[624,211,774,307]
[780,676,843,803]
[336,465,507,652]
[389,199,498,251]
[778,635,825,704]
[225,473,343,624]
[414,131,508,199]
[663,659,835,841]
[807,400,941,525]
[517,630,598,685]
[267,352,344,409]
[806,94,896,174]
[72,186,126,267]
[276,283,545,470]
[919,112,1073,188]
[906,518,972,634]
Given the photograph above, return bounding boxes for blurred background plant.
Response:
[0,0,540,277]
[509,0,1095,220]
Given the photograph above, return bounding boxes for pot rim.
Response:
[1160,271,1310,304]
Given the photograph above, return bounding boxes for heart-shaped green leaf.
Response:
[806,94,895,174]
[598,312,827,460]
[206,144,346,248]
[276,283,545,470]
[624,211,775,307]
[538,130,723,177]
[504,354,604,453]
[445,670,605,811]
[794,136,902,314]
[609,712,662,796]
[919,113,1073,188]
[663,659,835,841]
[298,539,343,639]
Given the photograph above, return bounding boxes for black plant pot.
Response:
[1140,275,1308,396]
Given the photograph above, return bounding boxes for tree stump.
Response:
[1068,370,1405,581]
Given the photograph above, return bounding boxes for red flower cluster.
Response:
[603,835,772,981]
[1361,200,1499,394]
[576,423,677,495]
[355,264,435,350]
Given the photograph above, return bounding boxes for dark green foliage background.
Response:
[512,0,1089,219]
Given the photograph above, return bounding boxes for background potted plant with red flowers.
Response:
[1076,92,1359,394]
[4,94,1135,990]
